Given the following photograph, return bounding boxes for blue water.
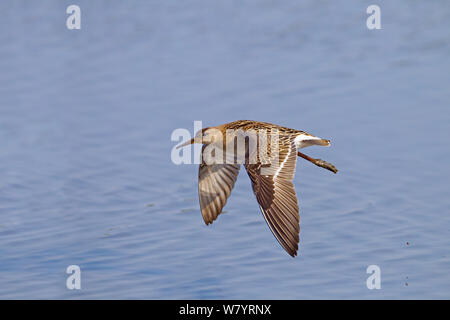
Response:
[0,1,449,299]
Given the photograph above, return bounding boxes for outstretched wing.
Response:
[245,138,300,257]
[198,161,240,225]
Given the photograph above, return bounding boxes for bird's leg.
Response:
[297,152,338,174]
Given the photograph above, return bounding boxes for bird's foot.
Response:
[314,159,338,174]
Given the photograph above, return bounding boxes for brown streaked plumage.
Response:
[177,120,338,257]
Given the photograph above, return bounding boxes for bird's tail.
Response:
[295,134,331,149]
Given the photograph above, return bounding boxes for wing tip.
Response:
[288,249,298,258]
[203,217,214,225]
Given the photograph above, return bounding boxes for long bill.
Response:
[176,137,196,149]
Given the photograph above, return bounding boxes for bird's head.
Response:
[176,127,223,149]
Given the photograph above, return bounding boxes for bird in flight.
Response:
[177,120,337,257]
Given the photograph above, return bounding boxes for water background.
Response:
[0,0,449,299]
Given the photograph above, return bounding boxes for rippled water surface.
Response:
[0,1,449,299]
